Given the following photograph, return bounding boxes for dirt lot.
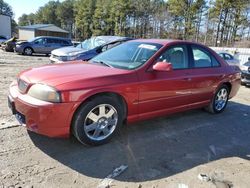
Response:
[0,50,250,188]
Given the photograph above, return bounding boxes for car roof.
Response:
[34,36,71,40]
[217,51,232,55]
[130,39,182,45]
[87,36,132,43]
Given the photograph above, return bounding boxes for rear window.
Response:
[192,45,220,68]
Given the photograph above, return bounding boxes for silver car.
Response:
[241,58,250,86]
[217,51,240,67]
[15,36,72,55]
[50,36,132,63]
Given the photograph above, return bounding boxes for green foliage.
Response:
[36,1,61,26]
[75,0,96,38]
[18,13,36,26]
[13,0,250,46]
[56,0,75,29]
[92,0,112,36]
[168,0,207,39]
[0,0,13,17]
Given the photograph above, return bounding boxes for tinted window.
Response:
[224,53,233,60]
[192,46,220,68]
[192,47,212,68]
[47,38,57,44]
[91,42,162,70]
[34,38,45,44]
[102,41,122,52]
[158,45,188,69]
[212,56,220,67]
[62,40,70,45]
[218,53,224,58]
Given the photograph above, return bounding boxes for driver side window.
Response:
[158,45,188,70]
[34,38,45,44]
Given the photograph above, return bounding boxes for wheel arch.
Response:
[70,91,128,135]
[221,82,232,94]
[23,46,34,53]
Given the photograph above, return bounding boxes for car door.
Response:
[45,38,59,53]
[32,38,46,53]
[138,44,194,117]
[187,44,223,104]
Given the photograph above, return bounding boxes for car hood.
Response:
[19,62,132,90]
[52,46,87,56]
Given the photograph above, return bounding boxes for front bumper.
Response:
[8,82,79,138]
[15,45,24,53]
[50,54,68,64]
[241,71,250,85]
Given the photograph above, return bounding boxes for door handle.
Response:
[183,77,192,81]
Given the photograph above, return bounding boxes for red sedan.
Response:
[8,39,241,145]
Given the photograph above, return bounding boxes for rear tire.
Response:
[72,95,124,146]
[23,47,33,55]
[206,85,229,114]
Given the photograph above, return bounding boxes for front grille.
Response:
[51,54,67,61]
[18,78,29,93]
[15,111,26,125]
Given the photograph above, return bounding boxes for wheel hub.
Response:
[84,104,118,141]
[97,117,108,129]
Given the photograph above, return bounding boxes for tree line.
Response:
[4,0,250,47]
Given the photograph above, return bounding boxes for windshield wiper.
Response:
[94,60,112,67]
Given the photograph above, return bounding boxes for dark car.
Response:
[15,36,72,55]
[217,51,240,67]
[1,37,17,52]
[50,36,133,63]
[8,39,240,145]
[241,57,250,86]
[0,35,8,44]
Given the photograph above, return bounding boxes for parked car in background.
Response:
[241,57,250,86]
[8,39,241,145]
[0,35,8,44]
[217,51,240,67]
[50,36,133,63]
[15,36,72,56]
[1,37,17,52]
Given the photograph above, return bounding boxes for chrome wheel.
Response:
[24,48,32,55]
[214,88,228,111]
[84,104,118,141]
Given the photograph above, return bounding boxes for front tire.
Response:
[23,47,33,55]
[206,85,229,114]
[72,96,124,146]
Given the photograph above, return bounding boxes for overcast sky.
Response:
[5,0,63,22]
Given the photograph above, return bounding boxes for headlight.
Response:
[28,84,61,103]
[18,78,29,93]
[67,52,80,61]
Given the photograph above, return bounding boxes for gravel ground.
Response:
[0,50,250,188]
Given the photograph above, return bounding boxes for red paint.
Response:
[8,40,241,138]
[153,62,173,72]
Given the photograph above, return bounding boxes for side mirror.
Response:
[153,62,173,72]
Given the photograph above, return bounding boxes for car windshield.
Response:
[27,37,38,43]
[90,42,162,70]
[76,37,107,50]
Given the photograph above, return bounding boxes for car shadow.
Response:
[17,54,49,57]
[28,101,250,182]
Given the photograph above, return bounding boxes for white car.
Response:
[217,51,240,67]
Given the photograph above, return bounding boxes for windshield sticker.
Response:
[138,44,157,50]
